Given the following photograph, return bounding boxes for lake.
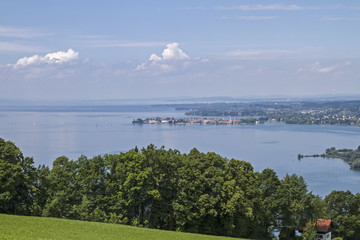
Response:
[1,104,359,196]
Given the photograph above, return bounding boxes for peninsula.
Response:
[298,145,360,169]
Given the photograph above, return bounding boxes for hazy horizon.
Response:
[2,94,360,106]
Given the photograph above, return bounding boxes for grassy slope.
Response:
[0,214,249,240]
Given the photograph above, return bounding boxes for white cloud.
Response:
[136,42,191,71]
[149,54,161,61]
[14,49,79,67]
[135,63,145,71]
[161,43,189,60]
[44,49,79,63]
[217,4,302,11]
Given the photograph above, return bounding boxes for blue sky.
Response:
[1,0,359,100]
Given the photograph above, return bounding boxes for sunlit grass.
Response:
[0,214,249,240]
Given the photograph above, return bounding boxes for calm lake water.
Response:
[1,105,359,196]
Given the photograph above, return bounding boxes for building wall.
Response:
[314,232,331,240]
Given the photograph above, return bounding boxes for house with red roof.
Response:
[298,219,334,240]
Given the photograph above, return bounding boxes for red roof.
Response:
[315,219,332,233]
[298,219,333,234]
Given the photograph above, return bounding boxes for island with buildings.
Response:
[132,117,265,125]
[134,100,360,127]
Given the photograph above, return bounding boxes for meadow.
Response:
[0,214,248,240]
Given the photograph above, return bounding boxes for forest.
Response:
[1,137,360,239]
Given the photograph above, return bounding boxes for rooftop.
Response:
[298,219,333,234]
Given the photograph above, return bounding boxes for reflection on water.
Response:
[0,108,360,196]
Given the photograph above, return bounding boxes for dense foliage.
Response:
[1,137,359,239]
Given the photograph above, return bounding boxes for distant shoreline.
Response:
[132,117,264,125]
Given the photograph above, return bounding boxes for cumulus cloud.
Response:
[136,42,192,71]
[149,54,161,61]
[13,49,79,67]
[161,43,189,60]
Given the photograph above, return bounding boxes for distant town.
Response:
[172,100,360,126]
[132,100,360,126]
[132,117,264,125]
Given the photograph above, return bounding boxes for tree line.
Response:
[1,138,360,239]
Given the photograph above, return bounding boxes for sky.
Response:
[0,0,359,101]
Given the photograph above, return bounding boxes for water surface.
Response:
[1,106,359,196]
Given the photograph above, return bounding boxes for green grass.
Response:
[0,214,249,240]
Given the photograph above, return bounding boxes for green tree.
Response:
[276,174,312,240]
[140,145,183,230]
[325,191,360,239]
[219,159,262,238]
[42,156,79,218]
[73,155,108,221]
[18,156,38,215]
[257,168,281,238]
[325,190,356,217]
[0,138,36,215]
[301,220,317,240]
[174,149,226,235]
[33,165,51,215]
[105,149,158,226]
